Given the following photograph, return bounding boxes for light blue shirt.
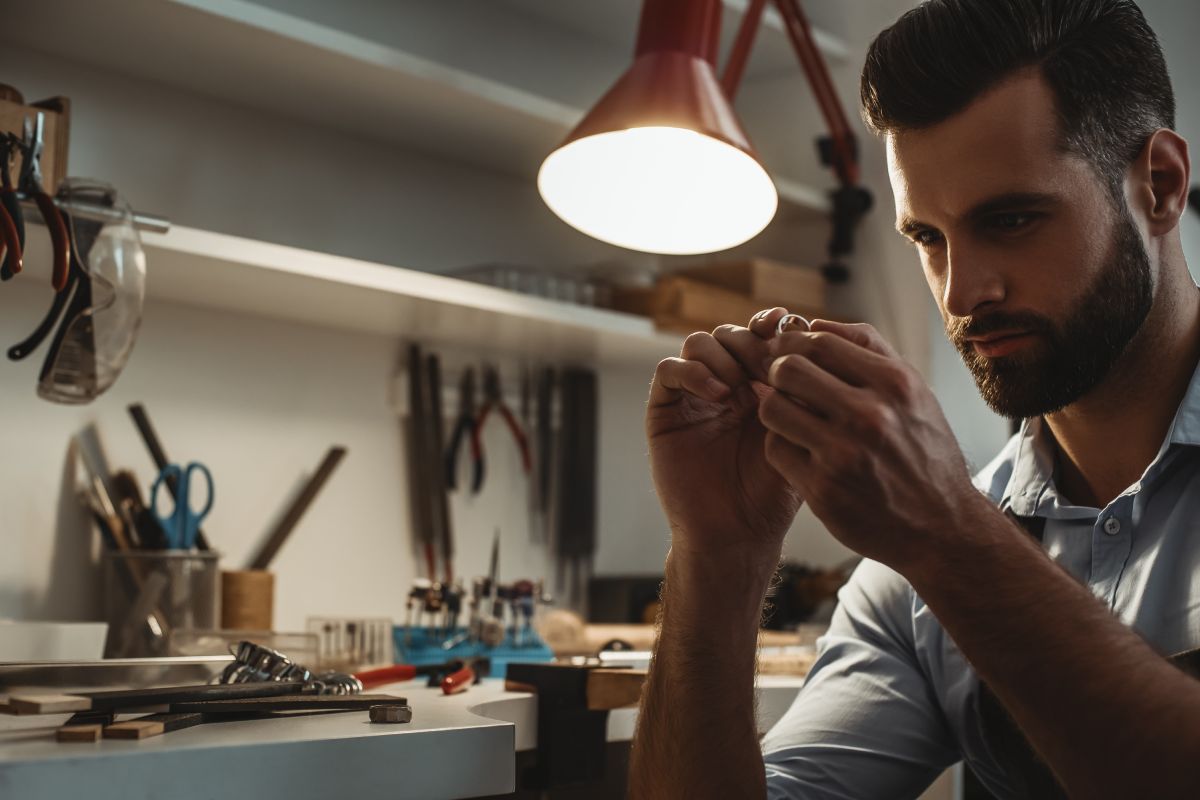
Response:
[761,363,1200,799]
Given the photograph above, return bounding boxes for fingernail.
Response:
[705,377,731,398]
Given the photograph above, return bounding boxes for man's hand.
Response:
[647,307,802,566]
[758,319,981,574]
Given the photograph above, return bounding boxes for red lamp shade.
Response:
[538,0,777,255]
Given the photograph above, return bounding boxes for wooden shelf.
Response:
[129,226,684,366]
[3,0,832,214]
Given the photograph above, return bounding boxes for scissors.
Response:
[150,462,214,549]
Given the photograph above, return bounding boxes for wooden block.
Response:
[104,712,206,740]
[672,258,826,311]
[7,693,92,715]
[56,723,104,743]
[0,96,70,194]
[56,711,117,742]
[585,668,648,711]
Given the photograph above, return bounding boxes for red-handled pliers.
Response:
[0,135,24,279]
[355,657,486,695]
[470,365,532,494]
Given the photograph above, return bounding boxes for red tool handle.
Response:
[354,664,418,690]
[441,664,475,695]
[34,192,69,291]
[0,199,21,276]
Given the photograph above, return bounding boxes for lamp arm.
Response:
[721,0,768,98]
[772,0,860,187]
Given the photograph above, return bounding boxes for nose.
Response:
[941,239,1005,318]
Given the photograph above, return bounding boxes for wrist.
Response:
[664,544,779,625]
[900,489,1026,592]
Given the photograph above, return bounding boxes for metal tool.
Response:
[444,366,483,492]
[775,313,812,336]
[248,446,346,570]
[19,113,69,291]
[150,462,214,550]
[369,704,413,724]
[128,404,212,550]
[471,365,532,493]
[425,353,453,584]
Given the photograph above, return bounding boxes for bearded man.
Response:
[629,1,1200,797]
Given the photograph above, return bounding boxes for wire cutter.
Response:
[444,366,484,492]
[19,113,70,291]
[470,365,532,493]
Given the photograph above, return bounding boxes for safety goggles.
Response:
[8,178,146,403]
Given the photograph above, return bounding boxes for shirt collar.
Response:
[999,354,1200,516]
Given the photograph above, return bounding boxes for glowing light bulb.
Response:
[538,126,778,255]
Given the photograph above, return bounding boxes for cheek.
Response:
[920,255,949,312]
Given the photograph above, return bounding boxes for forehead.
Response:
[886,70,1089,219]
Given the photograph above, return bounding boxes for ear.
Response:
[1129,128,1191,237]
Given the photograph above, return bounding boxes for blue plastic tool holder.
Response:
[392,626,555,678]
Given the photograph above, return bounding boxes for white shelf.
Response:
[130,225,683,366]
[4,0,832,214]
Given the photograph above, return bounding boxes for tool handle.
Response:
[0,193,22,278]
[34,191,68,291]
[354,665,418,690]
[441,664,475,695]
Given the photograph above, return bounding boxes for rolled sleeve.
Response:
[762,560,959,799]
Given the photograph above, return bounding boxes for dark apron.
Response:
[975,514,1200,798]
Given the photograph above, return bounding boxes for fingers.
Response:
[649,356,731,407]
[764,353,862,419]
[763,431,811,488]
[648,307,791,408]
[748,307,789,340]
[712,322,774,382]
[758,388,835,450]
[808,319,899,358]
[770,328,900,391]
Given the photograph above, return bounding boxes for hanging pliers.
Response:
[444,366,484,492]
[470,365,532,493]
[19,113,70,291]
[0,135,23,280]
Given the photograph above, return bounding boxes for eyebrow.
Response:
[896,191,1061,237]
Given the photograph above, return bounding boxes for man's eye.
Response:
[990,212,1036,231]
[912,229,943,247]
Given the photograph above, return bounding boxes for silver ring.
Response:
[775,313,812,336]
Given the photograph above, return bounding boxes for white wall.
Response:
[0,1,955,635]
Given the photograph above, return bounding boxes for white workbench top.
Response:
[0,676,806,800]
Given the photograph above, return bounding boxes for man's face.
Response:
[886,70,1154,419]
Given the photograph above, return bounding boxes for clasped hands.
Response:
[647,306,981,576]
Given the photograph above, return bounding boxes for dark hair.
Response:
[860,0,1175,193]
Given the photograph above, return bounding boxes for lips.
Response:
[969,331,1036,358]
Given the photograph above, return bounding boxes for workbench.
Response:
[0,676,806,799]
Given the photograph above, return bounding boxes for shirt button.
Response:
[1103,517,1121,536]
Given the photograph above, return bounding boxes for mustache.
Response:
[947,310,1054,343]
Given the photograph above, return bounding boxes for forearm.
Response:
[629,545,776,800]
[908,498,1200,798]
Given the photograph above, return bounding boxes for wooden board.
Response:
[6,680,305,715]
[170,693,406,714]
[585,669,647,711]
[672,258,826,311]
[612,276,828,337]
[104,712,207,740]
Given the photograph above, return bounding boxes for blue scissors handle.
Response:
[151,462,214,550]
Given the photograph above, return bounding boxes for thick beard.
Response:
[947,207,1153,419]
